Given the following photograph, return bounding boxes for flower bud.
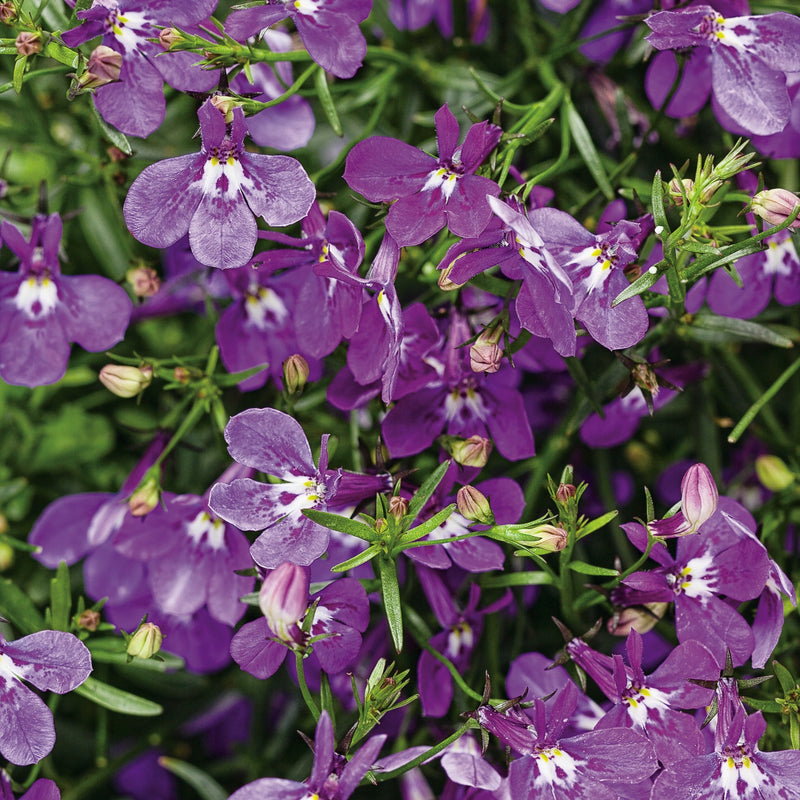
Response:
[456,485,495,525]
[259,562,308,644]
[210,94,236,124]
[755,455,795,492]
[527,523,568,552]
[78,45,122,90]
[668,177,693,206]
[158,27,182,49]
[444,434,492,468]
[681,462,718,530]
[555,483,576,503]
[78,609,101,631]
[99,364,153,398]
[751,188,800,229]
[126,265,161,297]
[107,146,128,163]
[0,541,13,572]
[437,265,462,291]
[283,355,310,395]
[470,341,503,374]
[15,31,41,55]
[388,495,409,520]
[128,475,160,517]
[0,3,17,24]
[607,602,667,637]
[127,622,163,659]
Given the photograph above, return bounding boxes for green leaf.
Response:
[89,102,133,154]
[479,571,554,588]
[650,170,670,236]
[612,260,667,305]
[577,510,618,540]
[773,660,796,694]
[792,714,800,751]
[564,98,614,201]
[400,504,456,544]
[302,509,375,542]
[87,639,185,672]
[158,758,227,800]
[314,65,342,136]
[331,544,380,573]
[566,560,620,577]
[13,55,26,94]
[0,578,45,634]
[78,185,133,280]
[377,556,403,653]
[49,561,71,632]
[74,676,163,716]
[680,312,794,348]
[741,696,782,714]
[43,39,79,68]
[406,460,451,520]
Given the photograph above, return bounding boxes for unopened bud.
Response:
[127,622,163,659]
[259,562,308,644]
[128,475,160,517]
[526,523,568,552]
[470,341,503,374]
[668,177,693,206]
[107,146,127,162]
[173,366,192,384]
[126,265,161,297]
[607,602,667,637]
[388,495,408,520]
[158,27,182,49]
[78,609,101,631]
[631,363,660,396]
[680,462,718,530]
[437,265,462,291]
[555,483,576,503]
[443,435,493,468]
[78,45,122,90]
[751,188,800,229]
[0,512,7,535]
[99,364,153,398]
[456,485,495,525]
[283,355,309,395]
[755,455,795,492]
[210,94,236,124]
[0,542,13,571]
[15,31,41,55]
[0,2,17,24]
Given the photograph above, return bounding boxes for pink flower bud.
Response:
[210,94,236,124]
[282,355,310,395]
[751,188,800,229]
[555,483,576,503]
[680,462,718,530]
[0,3,17,24]
[456,485,495,525]
[388,495,409,520]
[158,27,182,49]
[15,31,41,55]
[128,475,160,517]
[99,364,153,398]
[437,265,462,291]
[607,602,667,637]
[259,562,309,644]
[126,266,161,297]
[470,341,503,373]
[79,45,122,90]
[448,435,493,468]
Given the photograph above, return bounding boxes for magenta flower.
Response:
[0,214,132,387]
[343,104,502,246]
[123,99,315,269]
[224,0,372,79]
[645,4,800,136]
[0,631,92,765]
[61,0,219,138]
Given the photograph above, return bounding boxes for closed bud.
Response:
[78,609,101,631]
[470,341,503,374]
[668,177,693,206]
[210,94,236,124]
[158,27,182,49]
[388,495,408,520]
[437,265,462,291]
[444,434,492,468]
[555,483,576,503]
[99,363,153,398]
[607,602,667,637]
[126,265,161,297]
[755,455,795,492]
[526,523,568,552]
[283,354,310,395]
[751,188,800,229]
[0,541,13,571]
[681,462,718,530]
[128,475,160,517]
[456,485,495,525]
[15,31,41,55]
[127,622,163,658]
[0,2,17,24]
[259,562,308,644]
[78,45,122,90]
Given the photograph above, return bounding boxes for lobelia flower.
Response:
[388,0,490,42]
[230,563,369,680]
[653,677,800,798]
[224,0,372,79]
[208,407,390,568]
[0,630,92,765]
[61,0,219,138]
[0,213,132,387]
[644,3,800,136]
[228,710,385,800]
[0,772,60,800]
[123,99,315,270]
[343,104,502,246]
[647,462,719,538]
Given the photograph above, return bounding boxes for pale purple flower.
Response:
[388,0,489,42]
[0,214,132,387]
[648,462,719,538]
[645,3,800,136]
[123,99,315,269]
[344,104,502,246]
[224,0,372,79]
[228,711,385,800]
[0,631,92,765]
[61,0,219,137]
[0,772,60,800]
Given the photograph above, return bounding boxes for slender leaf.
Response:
[158,758,227,800]
[577,510,618,540]
[49,561,71,632]
[565,99,614,200]
[682,312,794,348]
[406,460,451,520]
[13,55,26,94]
[314,65,342,136]
[400,504,456,544]
[377,556,403,653]
[480,571,554,588]
[302,509,375,541]
[331,544,380,573]
[773,660,797,694]
[0,578,45,634]
[650,170,670,236]
[75,676,163,716]
[567,560,619,577]
[613,259,668,305]
[90,102,133,155]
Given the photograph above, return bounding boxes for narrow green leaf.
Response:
[565,99,614,200]
[650,170,670,236]
[78,186,133,280]
[406,460,451,520]
[564,356,605,416]
[43,39,79,68]
[302,509,375,542]
[377,556,403,653]
[400,504,456,544]
[0,578,45,634]
[331,544,380,573]
[89,102,133,155]
[479,571,554,588]
[75,676,163,716]
[773,660,796,694]
[739,696,783,714]
[792,714,800,751]
[567,560,619,577]
[682,312,794,348]
[49,561,71,632]
[158,758,227,800]
[577,510,618,540]
[314,66,342,136]
[644,486,655,523]
[13,55,26,94]
[612,259,667,305]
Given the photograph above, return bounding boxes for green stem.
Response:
[376,722,475,781]
[295,651,320,721]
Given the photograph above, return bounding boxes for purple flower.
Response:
[209,407,389,568]
[648,462,719,538]
[123,99,315,269]
[224,0,372,79]
[0,631,92,765]
[0,214,132,387]
[645,3,800,136]
[388,0,489,42]
[228,711,385,800]
[61,0,219,137]
[0,773,60,800]
[230,566,369,680]
[344,104,502,246]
